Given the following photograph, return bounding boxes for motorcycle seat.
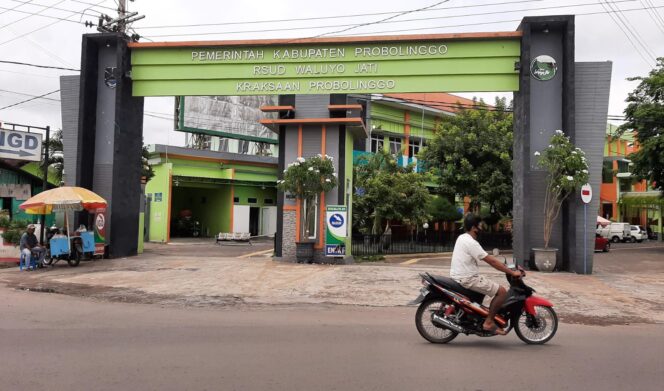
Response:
[429,274,486,304]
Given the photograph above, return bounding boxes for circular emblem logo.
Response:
[95,214,105,231]
[329,213,344,228]
[530,55,557,81]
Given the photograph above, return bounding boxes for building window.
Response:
[238,140,250,154]
[389,137,402,154]
[303,197,318,240]
[248,197,258,204]
[264,199,274,205]
[218,138,229,152]
[370,134,384,153]
[409,139,421,157]
[602,161,613,183]
[617,160,630,174]
[619,178,632,192]
[233,197,239,203]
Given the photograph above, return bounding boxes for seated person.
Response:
[450,214,522,335]
[20,224,46,268]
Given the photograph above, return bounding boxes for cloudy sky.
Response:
[1,0,663,146]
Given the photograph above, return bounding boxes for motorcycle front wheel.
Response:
[415,299,458,344]
[514,306,558,345]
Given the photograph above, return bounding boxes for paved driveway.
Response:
[0,240,661,326]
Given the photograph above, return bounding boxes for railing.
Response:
[351,231,512,256]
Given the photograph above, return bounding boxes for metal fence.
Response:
[351,231,512,256]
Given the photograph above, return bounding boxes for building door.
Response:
[233,205,250,233]
[602,203,613,219]
[249,207,260,237]
[261,206,277,236]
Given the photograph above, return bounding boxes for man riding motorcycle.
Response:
[450,214,522,335]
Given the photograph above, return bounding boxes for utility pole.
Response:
[118,0,127,34]
[85,0,144,40]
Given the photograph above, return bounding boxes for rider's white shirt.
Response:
[450,233,488,279]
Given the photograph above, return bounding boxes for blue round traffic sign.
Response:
[329,213,344,228]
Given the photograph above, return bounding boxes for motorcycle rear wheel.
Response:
[415,299,458,344]
[514,306,558,345]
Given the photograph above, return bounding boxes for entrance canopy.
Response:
[128,32,521,96]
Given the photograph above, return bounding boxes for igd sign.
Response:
[0,128,43,162]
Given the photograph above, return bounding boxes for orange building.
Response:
[600,123,662,238]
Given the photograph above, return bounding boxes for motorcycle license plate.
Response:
[420,287,430,296]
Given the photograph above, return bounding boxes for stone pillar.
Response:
[571,62,612,273]
[274,94,362,263]
[75,33,144,258]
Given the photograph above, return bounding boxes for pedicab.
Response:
[19,187,107,267]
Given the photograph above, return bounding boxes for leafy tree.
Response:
[534,132,589,248]
[353,150,431,235]
[142,144,155,182]
[42,129,64,184]
[428,196,462,223]
[619,58,664,194]
[277,155,337,240]
[422,98,513,215]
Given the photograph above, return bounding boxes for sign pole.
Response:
[580,183,592,275]
[40,126,50,245]
[584,202,587,275]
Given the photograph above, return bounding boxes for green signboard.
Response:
[130,37,520,96]
[325,205,347,257]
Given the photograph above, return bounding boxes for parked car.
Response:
[595,233,610,252]
[596,222,631,243]
[629,225,646,243]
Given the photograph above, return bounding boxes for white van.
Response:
[597,222,631,243]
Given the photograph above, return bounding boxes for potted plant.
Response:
[532,130,589,271]
[277,155,337,263]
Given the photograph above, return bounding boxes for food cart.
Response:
[19,187,107,267]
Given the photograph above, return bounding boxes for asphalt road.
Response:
[1,287,662,391]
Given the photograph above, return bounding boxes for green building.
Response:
[144,145,278,242]
[144,93,473,244]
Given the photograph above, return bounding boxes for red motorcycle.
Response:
[411,266,558,344]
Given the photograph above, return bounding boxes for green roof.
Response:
[19,162,59,186]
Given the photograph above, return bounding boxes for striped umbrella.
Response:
[19,186,106,215]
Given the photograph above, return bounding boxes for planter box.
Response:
[295,242,315,263]
[532,248,558,272]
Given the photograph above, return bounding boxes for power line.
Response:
[0,88,61,102]
[320,4,664,37]
[0,60,79,72]
[141,0,641,39]
[604,0,658,61]
[0,68,57,78]
[0,0,67,31]
[598,0,655,67]
[647,0,664,27]
[0,0,33,16]
[2,0,100,21]
[0,89,60,111]
[640,0,664,35]
[70,0,118,12]
[305,1,451,39]
[136,0,546,30]
[0,1,107,47]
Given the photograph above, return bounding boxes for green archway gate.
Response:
[129,32,521,96]
[70,16,611,273]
